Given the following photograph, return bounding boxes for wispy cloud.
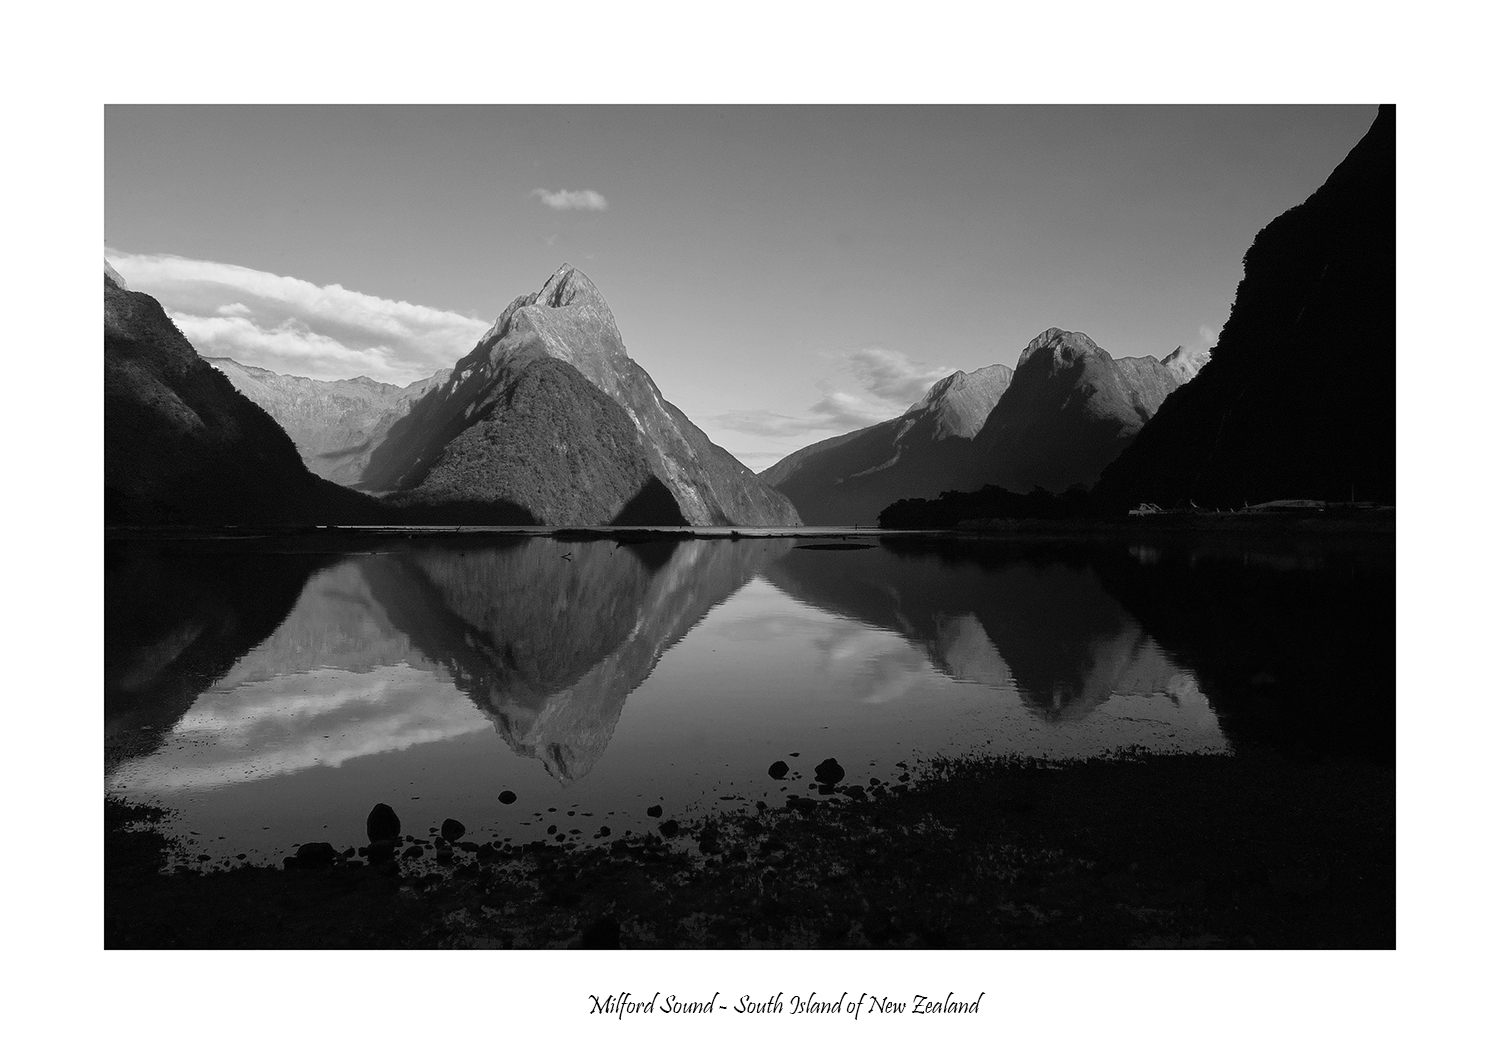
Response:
[105,250,490,383]
[1190,323,1221,355]
[711,346,956,470]
[845,346,954,407]
[531,187,608,211]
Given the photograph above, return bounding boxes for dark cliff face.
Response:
[104,267,379,526]
[206,358,448,488]
[965,329,1186,495]
[1095,105,1395,508]
[761,364,1013,526]
[363,265,801,527]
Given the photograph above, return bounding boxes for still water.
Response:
[105,533,1393,867]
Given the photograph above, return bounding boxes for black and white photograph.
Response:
[15,3,1486,1047]
[102,101,1395,954]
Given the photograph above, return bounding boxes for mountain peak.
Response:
[480,264,617,348]
[1016,329,1104,372]
[905,363,1015,440]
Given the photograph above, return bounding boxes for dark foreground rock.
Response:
[106,748,1392,949]
[366,804,400,842]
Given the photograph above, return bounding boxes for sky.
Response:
[105,105,1380,471]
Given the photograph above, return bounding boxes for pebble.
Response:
[440,818,466,842]
[768,761,790,779]
[498,791,518,805]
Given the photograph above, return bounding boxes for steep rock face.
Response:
[1095,105,1395,507]
[363,265,800,526]
[206,358,448,488]
[761,363,1013,525]
[399,358,687,525]
[104,266,378,525]
[964,329,1189,494]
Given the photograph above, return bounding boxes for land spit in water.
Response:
[102,512,1394,556]
[107,746,1393,949]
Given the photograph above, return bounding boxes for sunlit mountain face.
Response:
[104,533,1387,868]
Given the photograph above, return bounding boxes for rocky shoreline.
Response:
[106,746,1394,949]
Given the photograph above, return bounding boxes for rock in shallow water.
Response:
[814,758,845,786]
[294,842,337,868]
[367,803,401,842]
[498,791,517,805]
[441,818,466,842]
[647,805,663,818]
[768,761,789,779]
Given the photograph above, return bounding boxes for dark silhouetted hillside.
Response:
[104,266,383,526]
[1095,106,1395,508]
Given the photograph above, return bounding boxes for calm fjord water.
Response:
[105,534,1393,867]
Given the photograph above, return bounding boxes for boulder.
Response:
[366,803,401,842]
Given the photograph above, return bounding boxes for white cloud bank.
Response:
[531,187,608,211]
[104,250,491,384]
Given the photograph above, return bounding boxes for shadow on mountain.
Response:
[764,540,1181,722]
[1089,536,1394,762]
[104,540,335,774]
[359,536,793,782]
[610,476,689,527]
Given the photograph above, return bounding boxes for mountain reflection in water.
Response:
[105,532,1388,863]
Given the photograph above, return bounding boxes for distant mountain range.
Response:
[105,107,1392,528]
[105,263,799,527]
[764,331,1204,525]
[205,358,448,488]
[1096,104,1395,507]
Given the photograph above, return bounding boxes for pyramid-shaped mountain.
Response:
[1095,105,1395,507]
[761,364,1013,525]
[362,265,800,527]
[104,264,379,526]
